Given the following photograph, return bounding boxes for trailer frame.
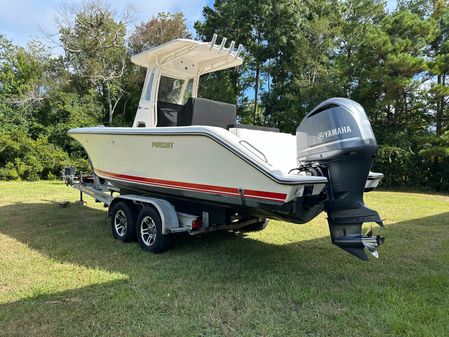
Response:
[62,168,268,253]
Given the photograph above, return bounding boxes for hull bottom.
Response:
[104,177,325,225]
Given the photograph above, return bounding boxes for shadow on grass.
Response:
[1,201,449,336]
[1,201,448,284]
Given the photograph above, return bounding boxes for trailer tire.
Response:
[136,207,171,254]
[110,201,137,242]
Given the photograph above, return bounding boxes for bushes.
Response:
[371,133,449,191]
[0,131,87,181]
[373,145,415,187]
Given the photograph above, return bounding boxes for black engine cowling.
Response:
[296,98,384,260]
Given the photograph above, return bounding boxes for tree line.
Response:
[0,0,448,191]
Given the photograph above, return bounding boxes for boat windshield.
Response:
[158,75,192,105]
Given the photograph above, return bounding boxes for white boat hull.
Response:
[69,126,327,211]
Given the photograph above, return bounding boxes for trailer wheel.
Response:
[241,219,269,232]
[110,201,137,242]
[136,207,171,254]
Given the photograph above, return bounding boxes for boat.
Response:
[68,35,384,260]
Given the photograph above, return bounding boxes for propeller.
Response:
[361,226,384,258]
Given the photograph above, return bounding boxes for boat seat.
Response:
[157,101,184,127]
[177,98,236,129]
[157,98,237,128]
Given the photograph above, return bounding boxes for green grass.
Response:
[0,181,448,337]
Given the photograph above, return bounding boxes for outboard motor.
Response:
[297,98,384,260]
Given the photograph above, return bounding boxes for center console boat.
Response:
[67,35,384,260]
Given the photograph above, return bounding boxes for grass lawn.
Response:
[0,181,448,337]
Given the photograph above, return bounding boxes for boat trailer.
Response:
[62,167,269,253]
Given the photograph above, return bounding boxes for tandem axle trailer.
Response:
[62,167,268,253]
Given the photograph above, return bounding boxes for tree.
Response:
[1,0,449,189]
[428,4,449,135]
[195,0,272,124]
[262,0,342,132]
[0,35,49,109]
[349,9,435,140]
[336,0,386,97]
[129,12,191,54]
[55,0,129,124]
[0,34,98,180]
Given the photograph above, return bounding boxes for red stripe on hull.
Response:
[95,169,287,202]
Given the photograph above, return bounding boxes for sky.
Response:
[0,0,212,47]
[0,0,397,48]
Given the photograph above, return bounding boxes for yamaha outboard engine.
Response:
[297,98,384,260]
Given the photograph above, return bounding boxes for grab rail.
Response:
[239,140,270,165]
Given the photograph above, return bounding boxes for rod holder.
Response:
[218,37,227,54]
[227,41,235,55]
[209,34,217,50]
[235,44,243,59]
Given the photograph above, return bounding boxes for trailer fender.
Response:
[111,195,179,235]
